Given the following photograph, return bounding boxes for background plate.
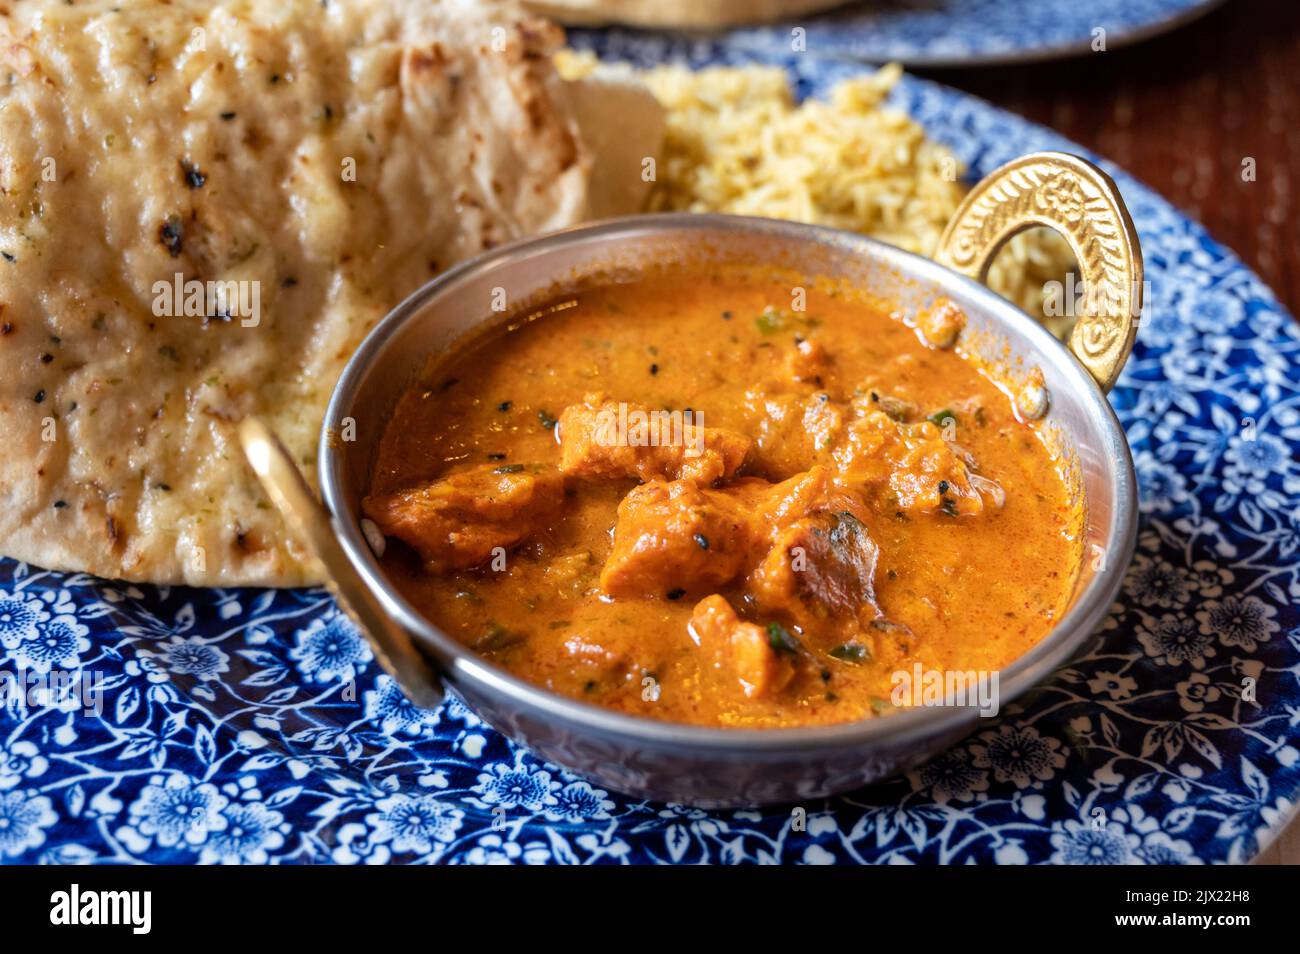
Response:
[1,49,1297,865]
[568,0,1228,68]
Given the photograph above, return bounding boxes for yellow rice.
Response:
[558,52,1076,335]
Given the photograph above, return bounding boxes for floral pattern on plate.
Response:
[0,52,1296,864]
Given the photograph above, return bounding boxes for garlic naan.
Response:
[0,0,603,585]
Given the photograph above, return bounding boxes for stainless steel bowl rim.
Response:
[320,212,1138,754]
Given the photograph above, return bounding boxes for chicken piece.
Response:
[557,393,750,484]
[598,478,769,599]
[741,371,1003,518]
[362,464,563,570]
[602,463,894,642]
[832,410,997,517]
[688,595,795,700]
[886,428,988,517]
[749,492,882,637]
[741,387,846,478]
[599,465,878,605]
[757,466,834,526]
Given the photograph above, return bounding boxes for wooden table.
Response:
[918,0,1298,864]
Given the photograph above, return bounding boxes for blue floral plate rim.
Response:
[567,0,1230,69]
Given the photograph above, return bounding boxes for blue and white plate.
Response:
[1,49,1297,865]
[569,0,1227,68]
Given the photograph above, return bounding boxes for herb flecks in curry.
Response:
[367,265,1083,728]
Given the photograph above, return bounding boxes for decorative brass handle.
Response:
[239,418,444,709]
[934,151,1143,393]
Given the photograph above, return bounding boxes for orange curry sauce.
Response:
[368,264,1084,728]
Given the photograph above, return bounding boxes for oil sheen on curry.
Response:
[366,264,1084,728]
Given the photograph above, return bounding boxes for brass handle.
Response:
[934,151,1143,393]
[239,418,444,709]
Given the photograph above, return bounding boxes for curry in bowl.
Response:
[362,262,1085,728]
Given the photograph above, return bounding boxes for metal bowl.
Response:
[242,152,1141,806]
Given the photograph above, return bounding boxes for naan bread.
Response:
[524,0,850,29]
[0,0,617,586]
[561,63,667,220]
